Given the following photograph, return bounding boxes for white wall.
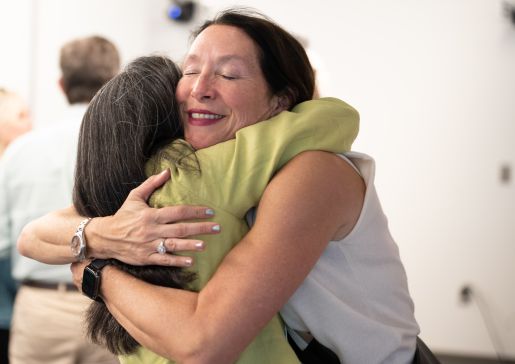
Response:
[1,0,186,126]
[1,0,514,359]
[0,1,32,105]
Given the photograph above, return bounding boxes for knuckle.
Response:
[167,257,180,267]
[128,184,145,198]
[173,205,190,218]
[168,240,178,252]
[156,254,169,265]
[136,242,152,257]
[140,209,155,223]
[173,223,188,237]
[137,225,152,240]
[127,189,137,199]
[194,208,205,218]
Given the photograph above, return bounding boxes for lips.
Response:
[187,109,225,126]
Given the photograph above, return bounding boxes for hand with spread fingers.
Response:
[85,169,213,267]
[17,168,215,268]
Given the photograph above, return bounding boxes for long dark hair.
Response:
[193,8,315,109]
[73,55,194,354]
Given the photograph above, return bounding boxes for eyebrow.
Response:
[182,53,250,66]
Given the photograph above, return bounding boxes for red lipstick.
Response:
[187,109,225,126]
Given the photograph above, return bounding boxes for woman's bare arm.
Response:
[72,151,365,363]
[17,205,86,264]
[17,169,220,266]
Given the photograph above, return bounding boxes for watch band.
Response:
[82,258,111,302]
[88,258,111,271]
[70,217,92,262]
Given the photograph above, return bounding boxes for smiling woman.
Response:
[178,24,293,150]
[72,55,358,362]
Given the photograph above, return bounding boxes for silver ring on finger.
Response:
[157,239,167,255]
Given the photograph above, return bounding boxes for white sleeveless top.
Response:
[279,152,420,363]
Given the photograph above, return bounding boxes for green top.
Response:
[120,97,359,364]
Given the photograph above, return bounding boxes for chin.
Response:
[187,135,217,149]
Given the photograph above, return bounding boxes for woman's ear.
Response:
[270,93,291,116]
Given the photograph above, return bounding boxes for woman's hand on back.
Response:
[17,169,219,267]
[87,169,220,266]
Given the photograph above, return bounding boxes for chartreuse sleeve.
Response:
[120,97,359,364]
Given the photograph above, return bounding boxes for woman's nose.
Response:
[191,74,215,101]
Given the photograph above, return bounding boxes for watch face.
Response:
[82,266,100,300]
[70,234,81,256]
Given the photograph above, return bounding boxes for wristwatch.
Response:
[82,259,111,302]
[70,218,92,262]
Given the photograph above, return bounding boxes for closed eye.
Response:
[220,74,237,80]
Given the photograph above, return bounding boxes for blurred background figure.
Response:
[0,88,32,364]
[0,89,31,156]
[0,35,120,364]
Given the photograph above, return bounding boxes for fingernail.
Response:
[195,241,204,250]
[185,258,193,266]
[211,224,221,232]
[205,208,215,216]
[159,169,168,175]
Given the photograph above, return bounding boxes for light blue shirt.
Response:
[0,104,86,283]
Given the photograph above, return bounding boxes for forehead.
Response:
[185,25,261,65]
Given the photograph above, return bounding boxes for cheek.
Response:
[230,90,263,117]
[236,95,275,124]
[176,78,189,103]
